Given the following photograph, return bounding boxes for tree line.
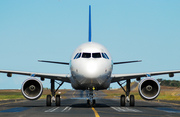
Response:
[157,79,180,87]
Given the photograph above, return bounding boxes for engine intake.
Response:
[138,77,160,100]
[21,78,43,100]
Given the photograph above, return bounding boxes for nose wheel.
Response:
[87,90,96,107]
[87,99,96,107]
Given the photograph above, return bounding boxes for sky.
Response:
[0,0,180,89]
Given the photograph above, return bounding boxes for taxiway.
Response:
[0,90,180,117]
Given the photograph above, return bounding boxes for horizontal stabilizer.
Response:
[38,60,69,65]
[113,60,142,65]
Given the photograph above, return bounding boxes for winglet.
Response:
[88,5,92,42]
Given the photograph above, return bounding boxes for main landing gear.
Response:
[87,90,96,107]
[118,79,135,107]
[46,79,64,106]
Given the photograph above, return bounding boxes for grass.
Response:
[156,89,180,101]
[0,91,25,100]
[0,89,67,100]
[1,84,180,101]
[103,90,142,100]
[103,85,180,101]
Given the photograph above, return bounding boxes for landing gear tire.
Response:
[46,95,51,106]
[120,95,125,106]
[92,99,96,107]
[56,95,61,106]
[87,99,90,107]
[130,95,135,107]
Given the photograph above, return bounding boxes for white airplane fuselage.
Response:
[69,42,113,90]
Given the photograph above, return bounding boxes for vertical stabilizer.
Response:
[88,5,92,42]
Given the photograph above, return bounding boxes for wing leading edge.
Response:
[113,60,142,65]
[111,70,180,83]
[38,60,69,65]
[0,70,71,83]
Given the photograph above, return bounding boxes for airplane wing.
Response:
[0,70,71,83]
[111,70,180,83]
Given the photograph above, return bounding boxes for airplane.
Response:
[1,5,180,107]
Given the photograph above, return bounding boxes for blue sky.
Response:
[0,0,180,89]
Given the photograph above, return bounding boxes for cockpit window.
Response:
[92,53,101,58]
[82,53,91,58]
[74,53,81,59]
[76,53,81,59]
[74,52,109,59]
[74,53,79,59]
[102,53,109,59]
[102,53,106,59]
[104,53,109,59]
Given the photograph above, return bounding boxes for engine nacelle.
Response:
[138,77,160,100]
[21,78,43,100]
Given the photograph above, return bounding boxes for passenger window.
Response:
[92,53,101,58]
[82,53,91,58]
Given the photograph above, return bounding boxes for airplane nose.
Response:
[82,60,104,78]
[86,61,98,74]
[72,59,112,87]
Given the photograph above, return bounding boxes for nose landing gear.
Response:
[87,90,96,107]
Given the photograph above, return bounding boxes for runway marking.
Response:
[155,107,180,113]
[61,106,72,112]
[111,107,142,113]
[45,106,72,113]
[0,107,30,113]
[92,107,100,117]
[45,107,59,112]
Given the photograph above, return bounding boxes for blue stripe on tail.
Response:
[89,5,91,42]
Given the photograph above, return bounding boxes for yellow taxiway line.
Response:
[92,107,100,117]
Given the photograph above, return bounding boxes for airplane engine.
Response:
[138,77,160,100]
[21,78,43,100]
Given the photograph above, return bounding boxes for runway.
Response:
[1,90,180,117]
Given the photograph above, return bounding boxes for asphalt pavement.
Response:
[0,90,180,117]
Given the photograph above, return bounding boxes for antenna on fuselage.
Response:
[88,5,92,42]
